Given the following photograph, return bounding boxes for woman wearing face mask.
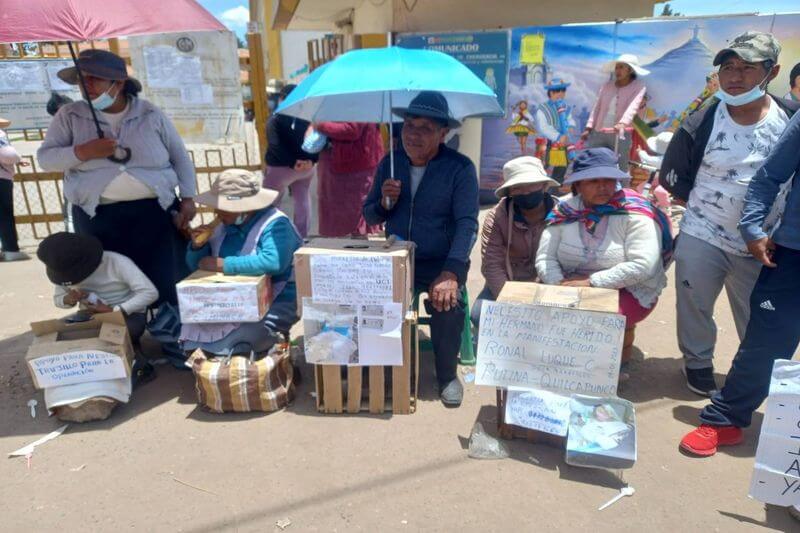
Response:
[37,50,196,308]
[471,156,559,331]
[536,148,673,366]
[183,169,303,356]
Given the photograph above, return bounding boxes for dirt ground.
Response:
[1,207,798,532]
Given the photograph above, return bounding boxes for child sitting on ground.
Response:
[37,232,159,385]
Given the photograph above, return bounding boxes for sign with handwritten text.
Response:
[476,300,625,396]
[750,360,800,506]
[27,350,128,388]
[505,388,571,436]
[310,255,393,305]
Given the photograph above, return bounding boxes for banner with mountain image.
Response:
[479,13,800,196]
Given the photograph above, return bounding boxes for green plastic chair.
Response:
[413,286,476,366]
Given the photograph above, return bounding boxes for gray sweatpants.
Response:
[675,233,762,370]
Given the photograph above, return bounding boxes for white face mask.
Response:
[89,84,119,111]
[233,214,247,225]
[716,71,771,107]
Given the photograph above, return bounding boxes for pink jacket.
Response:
[315,122,384,174]
[586,79,647,130]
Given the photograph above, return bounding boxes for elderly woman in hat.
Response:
[37,49,196,307]
[536,148,673,363]
[471,156,559,329]
[580,54,650,170]
[182,169,303,356]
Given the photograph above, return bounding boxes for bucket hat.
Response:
[603,54,650,77]
[495,156,559,198]
[58,49,142,92]
[563,148,630,185]
[392,91,461,129]
[195,169,279,213]
[37,232,104,286]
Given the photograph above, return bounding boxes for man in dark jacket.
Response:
[263,84,319,237]
[660,31,800,397]
[363,91,479,406]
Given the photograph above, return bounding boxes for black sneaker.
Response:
[683,366,718,397]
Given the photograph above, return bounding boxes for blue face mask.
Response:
[716,72,770,107]
[89,86,117,111]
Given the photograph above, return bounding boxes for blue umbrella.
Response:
[276,46,503,123]
[276,47,502,203]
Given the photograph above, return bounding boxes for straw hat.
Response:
[195,169,279,213]
[495,156,559,198]
[603,54,650,77]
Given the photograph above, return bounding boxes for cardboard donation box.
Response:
[26,312,134,390]
[293,238,418,414]
[481,282,632,462]
[177,270,271,324]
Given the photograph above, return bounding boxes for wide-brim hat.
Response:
[392,90,461,129]
[37,232,104,286]
[646,131,673,156]
[58,49,142,92]
[495,156,559,198]
[603,53,650,77]
[563,148,630,185]
[636,149,663,170]
[0,117,10,128]
[195,169,279,213]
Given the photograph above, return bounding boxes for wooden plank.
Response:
[368,366,385,414]
[347,366,362,413]
[13,214,63,224]
[410,315,420,413]
[392,320,412,414]
[313,365,323,411]
[321,365,343,413]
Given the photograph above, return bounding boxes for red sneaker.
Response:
[680,424,743,457]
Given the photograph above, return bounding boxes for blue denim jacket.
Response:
[37,97,196,217]
[740,110,800,251]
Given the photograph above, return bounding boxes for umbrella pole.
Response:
[385,92,395,210]
[67,42,104,139]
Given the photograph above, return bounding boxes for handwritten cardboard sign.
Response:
[476,299,625,396]
[177,272,268,324]
[749,360,800,506]
[505,388,571,436]
[310,254,394,305]
[27,350,128,389]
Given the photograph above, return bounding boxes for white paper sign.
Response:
[0,59,81,129]
[180,84,213,105]
[749,360,800,506]
[302,300,403,366]
[177,282,263,324]
[505,388,571,436]
[28,351,127,388]
[357,303,403,366]
[142,46,204,88]
[310,254,394,305]
[476,301,625,396]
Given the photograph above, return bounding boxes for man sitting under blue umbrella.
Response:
[363,91,479,407]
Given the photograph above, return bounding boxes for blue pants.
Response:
[700,246,800,428]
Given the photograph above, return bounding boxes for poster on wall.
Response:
[129,30,245,144]
[0,59,81,129]
[396,30,510,111]
[478,13,800,196]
